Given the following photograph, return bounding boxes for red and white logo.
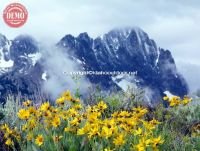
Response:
[3,3,28,28]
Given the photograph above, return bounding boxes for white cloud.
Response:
[40,44,91,98]
[0,0,200,91]
[177,62,200,92]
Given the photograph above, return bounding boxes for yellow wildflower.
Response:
[101,126,113,139]
[22,123,28,131]
[68,108,78,117]
[151,136,164,148]
[17,109,30,120]
[35,134,44,146]
[56,97,65,105]
[70,98,80,103]
[40,102,50,111]
[113,134,125,146]
[135,143,145,151]
[111,111,119,118]
[169,97,181,107]
[132,107,148,117]
[52,116,61,128]
[27,118,37,129]
[77,127,86,135]
[73,104,82,110]
[134,127,142,136]
[118,111,130,117]
[70,117,81,127]
[182,96,192,106]
[88,125,100,138]
[23,100,32,107]
[43,110,52,118]
[87,112,101,123]
[64,127,71,132]
[163,96,169,101]
[97,101,107,111]
[5,138,13,146]
[62,90,72,100]
[28,106,37,114]
[1,124,9,131]
[149,118,161,126]
[143,121,156,131]
[135,138,151,151]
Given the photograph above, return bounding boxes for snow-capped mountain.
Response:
[0,28,188,103]
[57,28,188,103]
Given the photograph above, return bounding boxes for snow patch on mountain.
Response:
[0,58,13,68]
[112,75,138,91]
[0,48,13,68]
[144,43,150,54]
[28,52,41,66]
[42,72,47,81]
[0,41,13,74]
[164,91,175,98]
[135,28,142,45]
[155,48,160,65]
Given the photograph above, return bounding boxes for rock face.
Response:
[0,28,188,103]
[0,34,43,102]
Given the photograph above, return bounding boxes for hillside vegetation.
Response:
[0,89,199,151]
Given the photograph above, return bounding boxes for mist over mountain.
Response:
[0,28,188,104]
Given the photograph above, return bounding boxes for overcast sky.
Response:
[0,0,200,92]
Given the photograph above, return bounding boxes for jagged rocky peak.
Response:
[78,32,91,41]
[59,34,75,48]
[7,35,42,73]
[102,27,154,44]
[57,27,188,103]
[60,27,160,68]
[101,28,132,45]
[57,28,178,73]
[10,35,39,58]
